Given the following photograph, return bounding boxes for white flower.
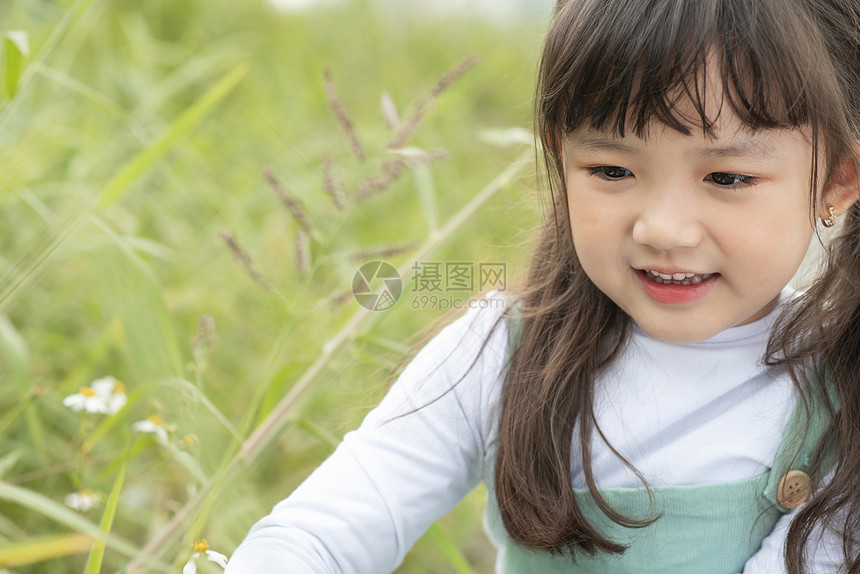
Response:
[132,415,170,444]
[63,376,127,415]
[183,539,228,574]
[63,386,105,413]
[91,376,127,414]
[64,489,102,512]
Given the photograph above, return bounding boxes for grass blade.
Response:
[81,389,138,455]
[97,62,249,208]
[425,523,477,574]
[390,148,440,231]
[83,452,128,574]
[0,314,29,382]
[0,533,93,568]
[0,201,91,316]
[33,64,126,119]
[169,377,239,438]
[0,481,170,573]
[0,400,29,438]
[0,0,99,130]
[1,31,29,101]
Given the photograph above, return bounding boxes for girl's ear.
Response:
[823,143,860,218]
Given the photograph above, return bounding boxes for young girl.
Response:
[226,0,860,572]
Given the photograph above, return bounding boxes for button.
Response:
[777,470,811,509]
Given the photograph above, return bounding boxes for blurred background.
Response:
[0,0,550,571]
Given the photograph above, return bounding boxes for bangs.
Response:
[540,0,838,140]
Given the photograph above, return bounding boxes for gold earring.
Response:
[822,204,837,227]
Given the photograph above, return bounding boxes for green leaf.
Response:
[1,31,29,101]
[0,0,99,131]
[97,62,249,208]
[0,533,92,568]
[83,452,128,574]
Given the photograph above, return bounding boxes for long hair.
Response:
[494,0,860,570]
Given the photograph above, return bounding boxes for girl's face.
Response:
[562,106,818,344]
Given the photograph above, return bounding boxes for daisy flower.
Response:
[63,376,127,415]
[63,386,106,413]
[90,376,127,414]
[64,489,102,512]
[132,415,171,444]
[183,539,228,574]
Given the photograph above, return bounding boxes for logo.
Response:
[352,261,402,311]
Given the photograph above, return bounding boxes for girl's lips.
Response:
[635,269,719,304]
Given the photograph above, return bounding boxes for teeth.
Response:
[643,269,713,285]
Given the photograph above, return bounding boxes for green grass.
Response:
[0,0,545,571]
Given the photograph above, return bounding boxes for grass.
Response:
[0,0,546,571]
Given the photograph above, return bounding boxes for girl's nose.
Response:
[631,197,703,250]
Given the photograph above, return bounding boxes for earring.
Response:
[822,204,837,228]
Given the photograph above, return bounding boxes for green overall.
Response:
[483,311,837,574]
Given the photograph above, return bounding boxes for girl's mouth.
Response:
[636,269,719,305]
[641,269,714,286]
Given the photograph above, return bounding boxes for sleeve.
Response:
[224,298,510,574]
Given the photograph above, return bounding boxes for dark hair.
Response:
[495,0,860,571]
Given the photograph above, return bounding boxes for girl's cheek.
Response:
[569,191,626,236]
[570,209,603,234]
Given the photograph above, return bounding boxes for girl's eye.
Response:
[591,166,632,179]
[705,172,757,186]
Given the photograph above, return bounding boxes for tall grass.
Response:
[0,0,544,571]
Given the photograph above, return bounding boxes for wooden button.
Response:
[777,470,811,509]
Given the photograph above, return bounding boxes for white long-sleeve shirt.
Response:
[225,292,844,573]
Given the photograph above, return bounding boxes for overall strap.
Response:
[764,370,840,511]
[505,298,524,360]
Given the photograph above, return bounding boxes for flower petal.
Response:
[182,553,200,574]
[105,393,127,414]
[64,491,101,511]
[206,550,229,567]
[64,493,82,510]
[155,427,169,444]
[63,395,85,411]
[91,376,118,397]
[84,397,109,414]
[132,420,155,433]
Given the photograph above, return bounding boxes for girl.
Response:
[226,0,860,572]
